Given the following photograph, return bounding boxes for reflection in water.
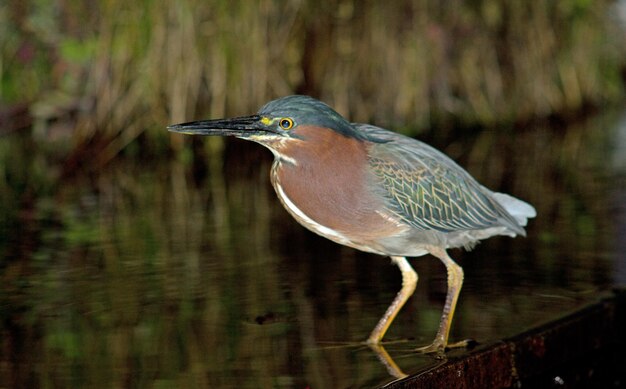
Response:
[612,110,626,287]
[0,109,624,387]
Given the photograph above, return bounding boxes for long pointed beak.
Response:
[167,115,267,137]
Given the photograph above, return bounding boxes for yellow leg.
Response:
[367,256,418,345]
[416,247,464,353]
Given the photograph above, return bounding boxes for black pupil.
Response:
[281,119,290,128]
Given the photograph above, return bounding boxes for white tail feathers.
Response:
[492,192,537,227]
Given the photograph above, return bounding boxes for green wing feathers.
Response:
[370,156,507,232]
[357,122,525,235]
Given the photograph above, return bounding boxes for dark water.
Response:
[1,108,625,388]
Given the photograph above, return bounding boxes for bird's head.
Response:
[167,95,368,149]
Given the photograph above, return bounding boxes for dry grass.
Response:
[0,0,624,158]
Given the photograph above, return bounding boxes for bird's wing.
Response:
[356,124,524,234]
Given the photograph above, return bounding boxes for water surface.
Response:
[1,108,625,388]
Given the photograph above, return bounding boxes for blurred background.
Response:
[1,1,626,388]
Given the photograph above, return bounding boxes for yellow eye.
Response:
[279,118,294,130]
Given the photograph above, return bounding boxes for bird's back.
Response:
[356,123,536,251]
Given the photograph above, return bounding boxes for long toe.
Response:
[415,341,446,355]
[447,338,477,350]
[415,338,475,355]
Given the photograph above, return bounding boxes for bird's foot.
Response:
[364,337,410,348]
[414,342,446,356]
[415,338,476,357]
[447,338,477,350]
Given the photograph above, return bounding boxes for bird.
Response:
[168,95,536,353]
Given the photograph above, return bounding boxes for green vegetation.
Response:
[1,1,624,154]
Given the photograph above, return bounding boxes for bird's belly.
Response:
[272,175,408,255]
[268,137,410,255]
[276,184,434,257]
[273,182,361,247]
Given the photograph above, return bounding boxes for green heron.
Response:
[168,95,536,353]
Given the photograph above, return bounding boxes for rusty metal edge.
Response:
[382,288,625,389]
